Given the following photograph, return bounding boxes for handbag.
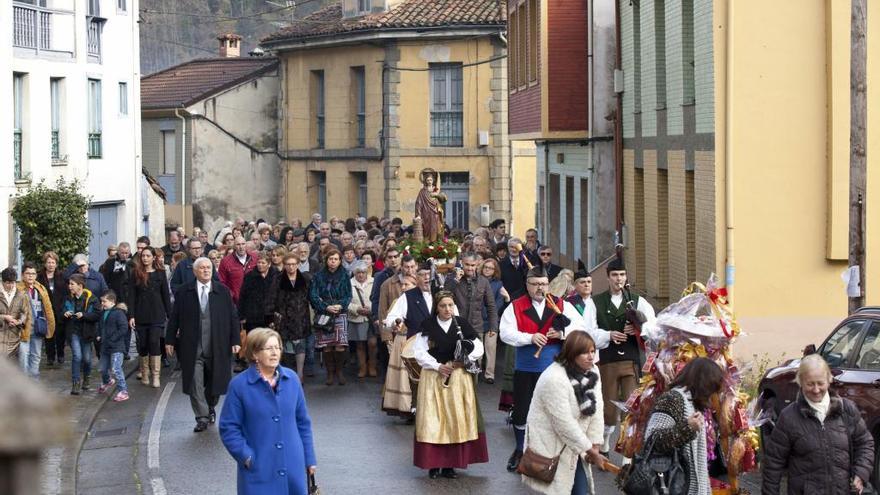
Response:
[619,436,688,495]
[308,472,321,495]
[516,430,566,484]
[313,312,335,334]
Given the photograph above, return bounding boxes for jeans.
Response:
[21,335,44,378]
[571,459,593,495]
[304,334,316,373]
[18,339,29,371]
[70,334,93,382]
[100,352,127,392]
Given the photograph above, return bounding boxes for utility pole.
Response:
[848,0,867,314]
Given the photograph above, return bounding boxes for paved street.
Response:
[70,349,633,494]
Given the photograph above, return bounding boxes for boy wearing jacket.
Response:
[97,290,130,401]
[64,273,100,395]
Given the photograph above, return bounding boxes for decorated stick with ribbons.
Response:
[534,294,563,359]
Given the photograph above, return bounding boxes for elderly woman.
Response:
[308,248,352,386]
[219,328,317,495]
[347,262,375,378]
[763,354,874,494]
[265,254,311,382]
[639,357,724,495]
[522,331,605,495]
[1,267,30,363]
[39,251,68,366]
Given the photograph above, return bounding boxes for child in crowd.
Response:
[96,290,130,402]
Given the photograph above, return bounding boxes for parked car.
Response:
[758,306,880,485]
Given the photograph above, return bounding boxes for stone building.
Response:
[140,35,280,235]
[261,0,528,231]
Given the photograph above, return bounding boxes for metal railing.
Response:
[316,116,325,149]
[87,19,101,57]
[13,4,51,50]
[357,114,365,147]
[51,130,60,159]
[430,111,463,147]
[88,133,102,158]
[14,131,23,180]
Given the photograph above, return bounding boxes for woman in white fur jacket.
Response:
[522,331,606,495]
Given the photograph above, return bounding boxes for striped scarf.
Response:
[567,367,599,417]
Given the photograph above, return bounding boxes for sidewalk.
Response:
[37,354,139,495]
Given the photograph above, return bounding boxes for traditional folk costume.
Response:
[412,315,488,471]
[593,257,656,453]
[499,282,608,472]
[382,286,435,416]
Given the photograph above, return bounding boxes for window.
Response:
[517,5,527,86]
[441,172,470,230]
[13,74,24,180]
[528,0,538,83]
[118,0,127,13]
[351,66,366,147]
[429,63,463,147]
[161,130,176,174]
[855,323,880,370]
[311,70,325,149]
[508,9,517,90]
[681,0,695,104]
[118,82,128,115]
[51,77,61,160]
[820,320,865,368]
[87,0,100,16]
[357,0,370,14]
[87,79,102,158]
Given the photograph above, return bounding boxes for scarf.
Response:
[566,366,599,417]
[806,392,831,423]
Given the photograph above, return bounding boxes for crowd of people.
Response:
[0,211,874,495]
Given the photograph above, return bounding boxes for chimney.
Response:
[218,34,242,58]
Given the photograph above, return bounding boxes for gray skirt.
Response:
[347,321,370,342]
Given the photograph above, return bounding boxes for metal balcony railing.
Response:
[357,114,365,147]
[51,130,60,160]
[87,19,101,57]
[14,131,23,180]
[13,4,51,50]
[88,133,102,158]
[430,111,463,147]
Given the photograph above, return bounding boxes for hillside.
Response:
[139,0,334,75]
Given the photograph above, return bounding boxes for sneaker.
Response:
[97,379,116,394]
[113,391,130,402]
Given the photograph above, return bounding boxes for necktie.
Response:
[200,285,208,311]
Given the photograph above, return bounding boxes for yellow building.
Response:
[619,0,880,359]
[261,0,523,232]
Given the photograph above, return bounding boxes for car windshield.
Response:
[820,320,865,368]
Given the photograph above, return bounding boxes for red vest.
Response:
[512,295,563,345]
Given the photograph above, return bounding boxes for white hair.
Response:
[192,257,212,270]
[73,253,89,265]
[795,354,833,386]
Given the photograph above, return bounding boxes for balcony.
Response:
[51,130,60,160]
[430,111,464,147]
[87,19,102,60]
[88,133,102,159]
[12,2,75,56]
[14,131,23,180]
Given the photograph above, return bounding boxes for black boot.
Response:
[506,450,523,472]
[428,468,440,479]
[71,380,81,395]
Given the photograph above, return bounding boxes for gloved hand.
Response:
[551,314,571,331]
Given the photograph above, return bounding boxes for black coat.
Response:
[499,257,528,300]
[266,272,312,341]
[237,269,276,331]
[98,306,129,354]
[166,281,241,397]
[38,270,67,324]
[127,270,172,325]
[762,394,874,495]
[99,256,131,303]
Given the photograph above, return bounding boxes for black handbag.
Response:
[308,472,320,495]
[312,312,335,334]
[619,436,689,495]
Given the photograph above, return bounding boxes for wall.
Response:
[511,140,537,236]
[5,0,143,266]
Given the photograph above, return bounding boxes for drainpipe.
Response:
[614,0,624,233]
[175,108,187,232]
[724,0,735,302]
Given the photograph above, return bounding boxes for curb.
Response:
[65,358,141,495]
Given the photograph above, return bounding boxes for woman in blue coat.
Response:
[219,327,317,495]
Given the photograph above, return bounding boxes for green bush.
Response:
[11,178,91,267]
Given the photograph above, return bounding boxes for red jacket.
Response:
[218,252,258,304]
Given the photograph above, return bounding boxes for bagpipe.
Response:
[443,316,481,387]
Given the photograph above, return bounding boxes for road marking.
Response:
[148,380,175,494]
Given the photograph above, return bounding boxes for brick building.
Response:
[508,0,618,269]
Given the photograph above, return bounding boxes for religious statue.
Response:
[414,168,447,243]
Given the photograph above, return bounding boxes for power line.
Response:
[141,35,218,55]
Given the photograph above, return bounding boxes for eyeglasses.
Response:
[539,252,553,257]
[260,346,282,352]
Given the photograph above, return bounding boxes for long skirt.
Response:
[413,368,489,469]
[382,333,412,416]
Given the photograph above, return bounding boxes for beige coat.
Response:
[523,362,605,495]
[0,287,30,357]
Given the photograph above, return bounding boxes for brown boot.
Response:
[324,351,335,386]
[356,345,367,378]
[139,357,150,385]
[367,338,378,377]
[150,356,161,388]
[335,350,348,385]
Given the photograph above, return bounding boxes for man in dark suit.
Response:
[499,238,528,301]
[537,246,563,281]
[166,257,241,433]
[446,253,499,382]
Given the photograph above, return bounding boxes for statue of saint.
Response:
[414,168,447,243]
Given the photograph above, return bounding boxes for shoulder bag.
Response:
[619,436,688,495]
[516,429,566,483]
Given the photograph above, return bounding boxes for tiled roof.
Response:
[141,57,278,110]
[262,0,505,44]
